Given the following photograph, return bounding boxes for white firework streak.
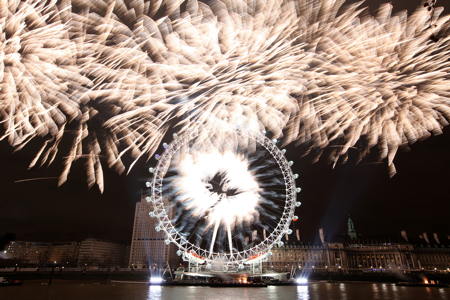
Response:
[0,1,87,167]
[0,0,449,190]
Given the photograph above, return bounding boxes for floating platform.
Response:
[159,281,268,287]
[396,282,449,288]
[147,280,305,287]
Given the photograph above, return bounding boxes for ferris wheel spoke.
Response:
[227,222,233,256]
[209,219,220,256]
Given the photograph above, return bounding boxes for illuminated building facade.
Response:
[267,240,450,272]
[78,238,127,267]
[345,243,416,270]
[4,241,78,266]
[268,242,347,271]
[128,195,177,269]
[414,245,450,270]
[4,239,125,267]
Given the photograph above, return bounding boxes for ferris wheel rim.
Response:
[147,128,298,265]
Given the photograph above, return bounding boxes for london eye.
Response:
[146,128,301,269]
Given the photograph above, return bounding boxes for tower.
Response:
[347,216,357,240]
[129,193,177,269]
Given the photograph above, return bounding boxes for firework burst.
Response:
[1,0,449,188]
[0,0,87,161]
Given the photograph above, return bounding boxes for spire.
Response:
[347,216,357,240]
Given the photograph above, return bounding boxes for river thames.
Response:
[0,281,449,300]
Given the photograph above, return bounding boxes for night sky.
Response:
[1,0,449,245]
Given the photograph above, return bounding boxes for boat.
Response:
[0,277,23,287]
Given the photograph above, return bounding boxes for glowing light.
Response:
[238,276,248,284]
[296,277,308,285]
[149,277,163,285]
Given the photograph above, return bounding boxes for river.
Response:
[0,281,449,300]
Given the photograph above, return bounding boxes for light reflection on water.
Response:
[296,285,310,300]
[339,283,347,300]
[1,281,449,300]
[145,283,450,300]
[148,285,300,300]
[148,285,161,299]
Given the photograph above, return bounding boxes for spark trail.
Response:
[1,0,449,189]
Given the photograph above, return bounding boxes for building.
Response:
[266,232,450,273]
[129,195,178,269]
[78,238,127,267]
[3,239,126,267]
[267,242,347,271]
[4,241,78,266]
[47,242,79,265]
[344,242,416,270]
[414,244,450,270]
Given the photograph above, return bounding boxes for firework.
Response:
[1,0,449,188]
[0,0,87,170]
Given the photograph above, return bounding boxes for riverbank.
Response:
[1,270,449,284]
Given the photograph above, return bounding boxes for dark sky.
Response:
[1,0,449,245]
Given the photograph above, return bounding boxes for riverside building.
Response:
[128,195,177,269]
[78,238,127,267]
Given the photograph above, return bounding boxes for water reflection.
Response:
[296,285,310,300]
[1,281,449,300]
[148,285,161,299]
[339,283,348,300]
[438,288,447,297]
[143,283,450,300]
[147,285,300,300]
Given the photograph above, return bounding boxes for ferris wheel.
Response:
[146,128,301,268]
